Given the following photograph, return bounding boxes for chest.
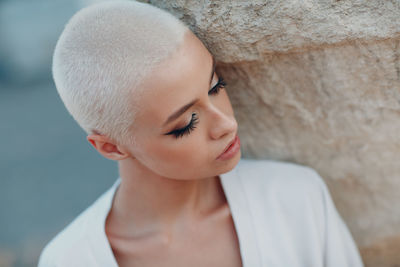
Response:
[107,209,243,267]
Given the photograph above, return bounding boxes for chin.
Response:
[217,150,241,174]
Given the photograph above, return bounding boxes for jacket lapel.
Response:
[220,162,263,267]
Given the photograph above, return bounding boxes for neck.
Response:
[109,157,226,237]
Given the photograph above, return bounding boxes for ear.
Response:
[87,134,131,161]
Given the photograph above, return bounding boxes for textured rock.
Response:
[147,1,400,266]
[360,234,400,267]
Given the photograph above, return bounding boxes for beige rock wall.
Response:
[148,1,400,266]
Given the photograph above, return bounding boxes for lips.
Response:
[219,134,237,156]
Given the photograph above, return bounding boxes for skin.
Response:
[87,30,242,266]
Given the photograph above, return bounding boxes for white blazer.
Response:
[38,158,364,267]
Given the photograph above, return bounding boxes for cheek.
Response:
[152,137,206,162]
[142,136,210,177]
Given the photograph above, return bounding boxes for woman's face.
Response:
[123,31,240,180]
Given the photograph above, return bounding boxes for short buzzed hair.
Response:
[52,0,190,145]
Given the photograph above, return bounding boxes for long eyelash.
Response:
[169,113,199,139]
[166,77,227,139]
[208,76,227,95]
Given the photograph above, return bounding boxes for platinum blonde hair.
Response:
[52,0,190,145]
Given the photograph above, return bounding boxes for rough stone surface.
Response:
[360,235,400,267]
[147,1,400,266]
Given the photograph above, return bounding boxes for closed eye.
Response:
[165,75,227,139]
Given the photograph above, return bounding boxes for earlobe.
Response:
[88,138,97,149]
[87,134,130,161]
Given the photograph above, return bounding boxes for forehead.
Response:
[135,32,213,129]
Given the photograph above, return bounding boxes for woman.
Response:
[38,1,364,266]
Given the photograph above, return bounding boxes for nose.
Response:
[207,105,237,140]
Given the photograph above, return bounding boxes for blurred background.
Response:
[0,0,118,266]
[2,0,400,266]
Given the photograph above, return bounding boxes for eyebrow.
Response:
[162,55,216,127]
